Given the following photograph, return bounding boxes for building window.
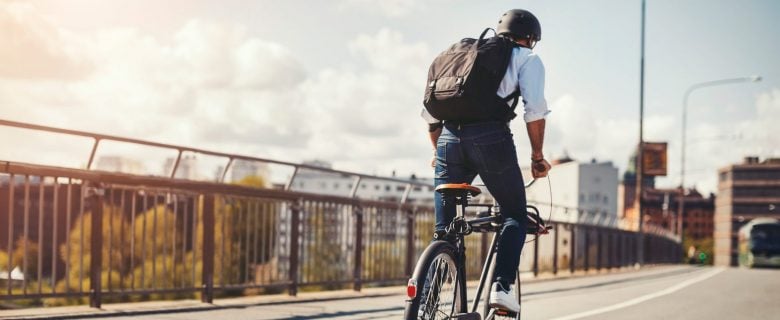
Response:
[386,185,391,191]
[333,183,340,189]
[375,185,380,191]
[396,186,405,192]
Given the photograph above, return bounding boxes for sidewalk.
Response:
[0,264,657,320]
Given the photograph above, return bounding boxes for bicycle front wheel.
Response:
[404,241,462,320]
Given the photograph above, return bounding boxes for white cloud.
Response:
[543,94,675,173]
[0,4,437,179]
[653,89,780,194]
[340,0,425,17]
[0,4,310,175]
[2,1,775,191]
[0,2,92,79]
[298,28,434,176]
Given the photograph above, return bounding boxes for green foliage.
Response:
[683,231,713,265]
[58,205,128,285]
[233,175,266,188]
[12,238,40,280]
[301,205,347,291]
[130,205,179,266]
[0,249,9,271]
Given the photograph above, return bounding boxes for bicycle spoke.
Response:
[418,254,458,320]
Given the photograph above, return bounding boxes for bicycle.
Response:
[403,180,550,320]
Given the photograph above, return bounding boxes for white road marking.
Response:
[548,267,725,320]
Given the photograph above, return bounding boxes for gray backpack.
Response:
[423,28,520,122]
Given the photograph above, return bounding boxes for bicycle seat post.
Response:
[435,183,482,225]
[456,192,467,218]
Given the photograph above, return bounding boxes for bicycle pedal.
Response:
[451,312,481,320]
[493,309,518,317]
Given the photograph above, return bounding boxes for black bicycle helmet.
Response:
[496,9,541,42]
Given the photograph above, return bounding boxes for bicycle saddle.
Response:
[435,183,482,197]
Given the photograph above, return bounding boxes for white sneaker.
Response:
[489,282,520,313]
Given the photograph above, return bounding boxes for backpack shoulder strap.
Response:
[471,28,496,53]
[503,89,521,120]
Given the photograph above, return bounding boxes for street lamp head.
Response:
[750,75,762,82]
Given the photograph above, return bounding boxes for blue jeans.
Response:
[434,121,527,285]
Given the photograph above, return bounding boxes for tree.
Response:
[683,231,713,265]
[12,238,39,280]
[52,204,128,304]
[0,250,9,272]
[234,175,266,189]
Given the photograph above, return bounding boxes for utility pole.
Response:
[636,0,647,266]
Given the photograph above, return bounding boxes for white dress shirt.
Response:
[422,46,550,124]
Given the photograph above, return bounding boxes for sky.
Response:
[0,0,778,194]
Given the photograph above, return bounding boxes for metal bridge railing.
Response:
[0,120,681,308]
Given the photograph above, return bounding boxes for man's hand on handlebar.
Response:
[531,158,551,178]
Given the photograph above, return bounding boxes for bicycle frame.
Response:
[438,191,498,316]
[443,192,546,317]
[411,179,546,319]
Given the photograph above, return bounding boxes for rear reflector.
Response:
[407,279,417,298]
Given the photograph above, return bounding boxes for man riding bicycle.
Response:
[421,9,551,313]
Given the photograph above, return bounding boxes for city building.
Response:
[289,160,435,204]
[619,151,656,231]
[640,188,715,240]
[524,157,619,226]
[714,157,780,266]
[229,160,270,185]
[163,155,199,180]
[94,156,146,175]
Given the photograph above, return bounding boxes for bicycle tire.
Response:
[481,255,522,320]
[404,240,463,320]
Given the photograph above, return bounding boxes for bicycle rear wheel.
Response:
[404,241,463,320]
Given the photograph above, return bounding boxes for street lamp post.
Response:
[678,76,762,249]
[636,0,647,267]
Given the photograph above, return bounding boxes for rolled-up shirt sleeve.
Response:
[518,54,550,123]
[421,108,441,124]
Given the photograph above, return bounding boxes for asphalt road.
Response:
[79,266,780,320]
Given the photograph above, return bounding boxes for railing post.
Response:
[353,205,364,291]
[288,199,301,296]
[596,230,602,271]
[88,184,104,309]
[607,232,613,270]
[405,209,416,276]
[201,194,215,303]
[619,232,625,268]
[569,225,576,274]
[584,228,590,272]
[552,223,559,275]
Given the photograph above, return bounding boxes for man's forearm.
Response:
[526,119,546,160]
[429,127,442,149]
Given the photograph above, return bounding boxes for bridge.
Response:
[2,119,758,319]
[2,265,779,319]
